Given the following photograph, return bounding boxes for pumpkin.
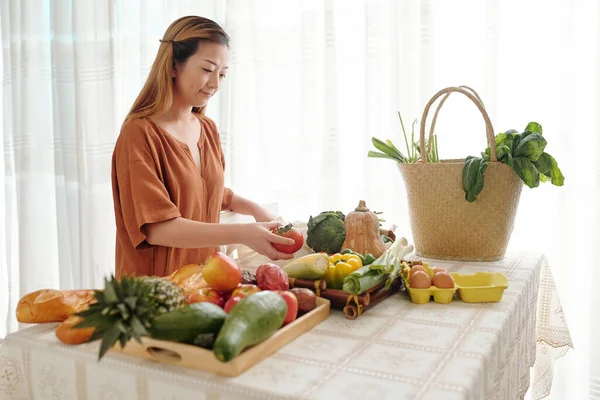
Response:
[341,200,387,258]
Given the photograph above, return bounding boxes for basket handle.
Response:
[420,86,497,163]
[429,85,485,143]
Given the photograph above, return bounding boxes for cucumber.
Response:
[282,253,330,279]
[149,302,227,344]
[212,291,287,362]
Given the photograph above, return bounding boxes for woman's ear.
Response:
[171,61,179,78]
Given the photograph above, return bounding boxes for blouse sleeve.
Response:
[113,121,181,249]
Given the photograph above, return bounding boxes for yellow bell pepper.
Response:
[330,253,343,263]
[342,254,362,270]
[324,253,363,290]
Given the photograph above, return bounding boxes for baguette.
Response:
[16,289,96,324]
[55,314,95,345]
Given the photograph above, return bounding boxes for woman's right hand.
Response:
[240,222,296,261]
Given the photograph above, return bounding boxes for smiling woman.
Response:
[111,16,295,278]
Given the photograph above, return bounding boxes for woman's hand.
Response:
[239,222,295,260]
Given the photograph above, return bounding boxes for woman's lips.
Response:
[200,91,213,97]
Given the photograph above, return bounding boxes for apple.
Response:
[202,251,242,292]
[188,287,225,308]
[276,291,298,325]
[231,284,261,299]
[224,296,244,313]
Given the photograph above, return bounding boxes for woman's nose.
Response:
[208,75,219,90]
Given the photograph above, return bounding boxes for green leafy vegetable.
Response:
[548,155,565,186]
[513,133,547,161]
[342,238,408,294]
[462,156,488,202]
[525,122,543,134]
[513,157,540,188]
[368,112,439,164]
[462,121,564,201]
[532,152,552,179]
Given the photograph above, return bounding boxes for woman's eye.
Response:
[203,68,213,73]
[219,74,226,79]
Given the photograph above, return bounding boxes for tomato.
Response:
[275,290,299,325]
[270,223,304,254]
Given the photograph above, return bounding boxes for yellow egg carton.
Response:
[400,262,457,304]
[400,262,509,304]
[450,271,508,303]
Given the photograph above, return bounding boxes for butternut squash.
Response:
[340,200,387,258]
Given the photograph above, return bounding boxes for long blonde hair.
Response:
[125,16,229,121]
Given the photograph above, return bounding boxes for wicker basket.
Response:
[397,86,523,261]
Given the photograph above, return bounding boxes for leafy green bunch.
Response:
[463,122,565,202]
[368,112,439,164]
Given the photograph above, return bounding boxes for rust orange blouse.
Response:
[111,113,234,278]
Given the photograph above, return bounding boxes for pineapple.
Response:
[76,274,187,360]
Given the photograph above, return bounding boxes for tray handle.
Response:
[146,345,184,364]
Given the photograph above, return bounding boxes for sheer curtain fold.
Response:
[2,2,599,396]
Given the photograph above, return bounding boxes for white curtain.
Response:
[0,0,226,335]
[2,0,599,396]
[222,2,599,397]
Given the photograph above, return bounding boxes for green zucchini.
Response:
[149,302,227,344]
[212,291,287,362]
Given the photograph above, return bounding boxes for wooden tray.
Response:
[111,297,330,377]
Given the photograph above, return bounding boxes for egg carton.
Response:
[400,262,508,304]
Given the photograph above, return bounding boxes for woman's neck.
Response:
[159,99,195,123]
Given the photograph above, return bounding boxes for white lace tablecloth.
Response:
[0,251,572,400]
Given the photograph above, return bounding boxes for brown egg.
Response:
[432,267,446,274]
[409,265,427,279]
[432,272,455,289]
[409,271,432,288]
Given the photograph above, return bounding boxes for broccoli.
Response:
[306,211,346,254]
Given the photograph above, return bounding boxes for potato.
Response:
[290,288,317,315]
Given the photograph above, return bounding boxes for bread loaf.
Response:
[55,314,95,345]
[16,289,96,324]
[166,264,208,296]
[177,272,209,296]
[167,263,203,284]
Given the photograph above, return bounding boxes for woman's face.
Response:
[173,42,229,108]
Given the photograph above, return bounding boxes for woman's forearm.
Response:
[227,193,259,215]
[145,217,243,248]
[228,194,274,222]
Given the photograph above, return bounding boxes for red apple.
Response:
[188,287,225,308]
[202,252,242,292]
[276,291,298,325]
[231,284,261,299]
[224,296,244,313]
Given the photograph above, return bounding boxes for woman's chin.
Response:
[192,99,209,108]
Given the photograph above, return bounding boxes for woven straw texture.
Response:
[397,86,523,261]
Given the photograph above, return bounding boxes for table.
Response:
[0,251,572,400]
